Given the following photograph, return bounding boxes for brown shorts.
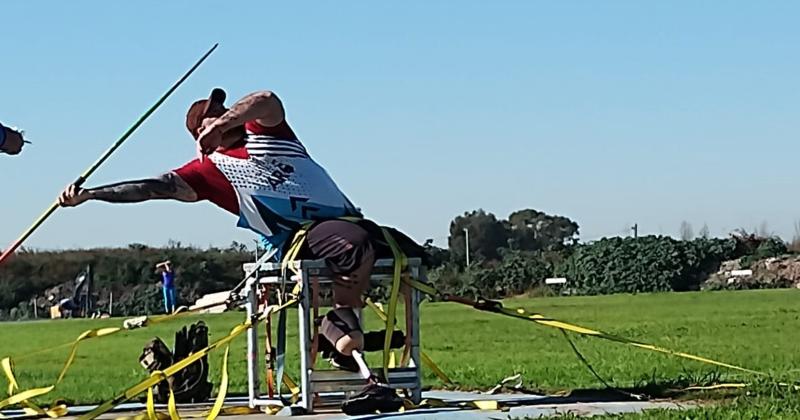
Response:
[300,220,375,307]
[293,219,427,307]
[303,220,373,274]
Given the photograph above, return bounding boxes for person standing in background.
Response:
[155,261,177,313]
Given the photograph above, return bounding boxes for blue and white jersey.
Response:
[208,131,360,252]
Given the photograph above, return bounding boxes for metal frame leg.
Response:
[245,278,260,408]
[298,268,313,412]
[410,267,423,403]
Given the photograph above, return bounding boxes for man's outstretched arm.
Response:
[59,172,198,207]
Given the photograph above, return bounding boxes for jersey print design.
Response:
[208,142,359,250]
[245,135,308,158]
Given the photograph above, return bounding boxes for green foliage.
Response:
[422,239,450,269]
[740,236,788,268]
[508,209,579,252]
[556,236,738,294]
[479,249,553,297]
[429,250,554,299]
[447,208,581,265]
[0,244,252,319]
[448,209,510,263]
[430,233,775,298]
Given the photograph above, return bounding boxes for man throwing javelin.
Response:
[59,88,412,414]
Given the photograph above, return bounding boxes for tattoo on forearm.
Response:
[87,172,197,203]
[219,91,283,130]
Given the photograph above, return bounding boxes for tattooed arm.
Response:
[216,90,286,131]
[58,172,198,207]
[196,91,286,152]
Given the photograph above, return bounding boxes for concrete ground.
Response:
[0,391,694,420]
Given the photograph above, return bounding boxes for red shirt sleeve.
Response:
[174,159,210,201]
[173,158,240,215]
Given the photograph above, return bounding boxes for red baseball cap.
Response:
[185,88,227,139]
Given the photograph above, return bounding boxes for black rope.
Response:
[559,329,645,401]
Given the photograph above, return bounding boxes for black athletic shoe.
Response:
[329,352,359,373]
[341,383,403,415]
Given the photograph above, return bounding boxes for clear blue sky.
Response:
[2,1,799,250]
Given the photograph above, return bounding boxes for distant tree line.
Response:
[0,242,253,320]
[426,210,789,299]
[0,211,793,320]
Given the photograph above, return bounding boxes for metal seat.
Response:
[243,257,424,413]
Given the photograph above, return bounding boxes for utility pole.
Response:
[253,239,260,281]
[85,264,93,318]
[631,223,638,239]
[463,228,470,268]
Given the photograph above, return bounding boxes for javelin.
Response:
[0,43,219,265]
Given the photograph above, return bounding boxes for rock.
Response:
[703,255,800,290]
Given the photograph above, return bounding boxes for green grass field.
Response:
[2,289,800,418]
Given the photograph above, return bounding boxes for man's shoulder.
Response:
[244,120,299,141]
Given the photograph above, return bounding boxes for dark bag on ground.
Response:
[138,321,213,404]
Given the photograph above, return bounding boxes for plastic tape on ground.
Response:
[140,343,228,420]
[1,326,123,412]
[493,304,768,376]
[0,358,59,415]
[80,322,248,420]
[1,302,226,415]
[402,398,505,412]
[79,299,297,420]
[402,278,768,378]
[0,357,66,417]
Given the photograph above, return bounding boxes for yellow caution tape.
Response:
[420,352,454,385]
[1,300,233,415]
[403,397,504,411]
[280,373,300,404]
[490,302,768,376]
[58,327,122,383]
[401,281,770,378]
[364,298,453,385]
[281,224,311,277]
[0,286,267,417]
[0,385,55,412]
[79,323,246,420]
[0,357,57,413]
[2,357,19,397]
[78,299,298,420]
[381,228,407,381]
[146,386,157,420]
[205,346,229,420]
[402,278,439,297]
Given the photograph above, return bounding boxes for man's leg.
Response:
[163,287,170,314]
[305,220,403,414]
[305,220,374,361]
[168,287,176,313]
